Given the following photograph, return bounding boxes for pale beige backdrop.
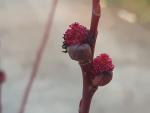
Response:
[0,0,150,113]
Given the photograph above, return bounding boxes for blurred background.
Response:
[0,0,150,113]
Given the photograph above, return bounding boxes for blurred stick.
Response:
[18,1,58,113]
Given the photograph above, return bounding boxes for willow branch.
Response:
[90,0,101,35]
[79,1,101,113]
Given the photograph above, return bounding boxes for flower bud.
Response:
[92,71,113,86]
[0,70,6,84]
[92,53,114,86]
[62,22,90,52]
[67,44,92,62]
[63,22,89,46]
[93,53,114,74]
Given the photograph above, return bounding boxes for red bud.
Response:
[67,44,92,62]
[92,71,113,86]
[0,70,6,84]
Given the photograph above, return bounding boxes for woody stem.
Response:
[79,64,97,113]
[78,1,101,113]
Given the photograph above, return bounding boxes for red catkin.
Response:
[0,70,6,85]
[63,22,89,46]
[92,71,113,86]
[93,53,114,74]
[0,70,6,113]
[92,54,114,87]
[62,1,115,113]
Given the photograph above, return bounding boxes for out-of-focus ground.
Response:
[106,0,150,29]
[0,0,150,113]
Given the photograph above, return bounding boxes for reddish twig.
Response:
[18,1,58,113]
[79,63,97,113]
[62,1,114,113]
[63,1,113,113]
[79,1,101,113]
[90,0,101,35]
